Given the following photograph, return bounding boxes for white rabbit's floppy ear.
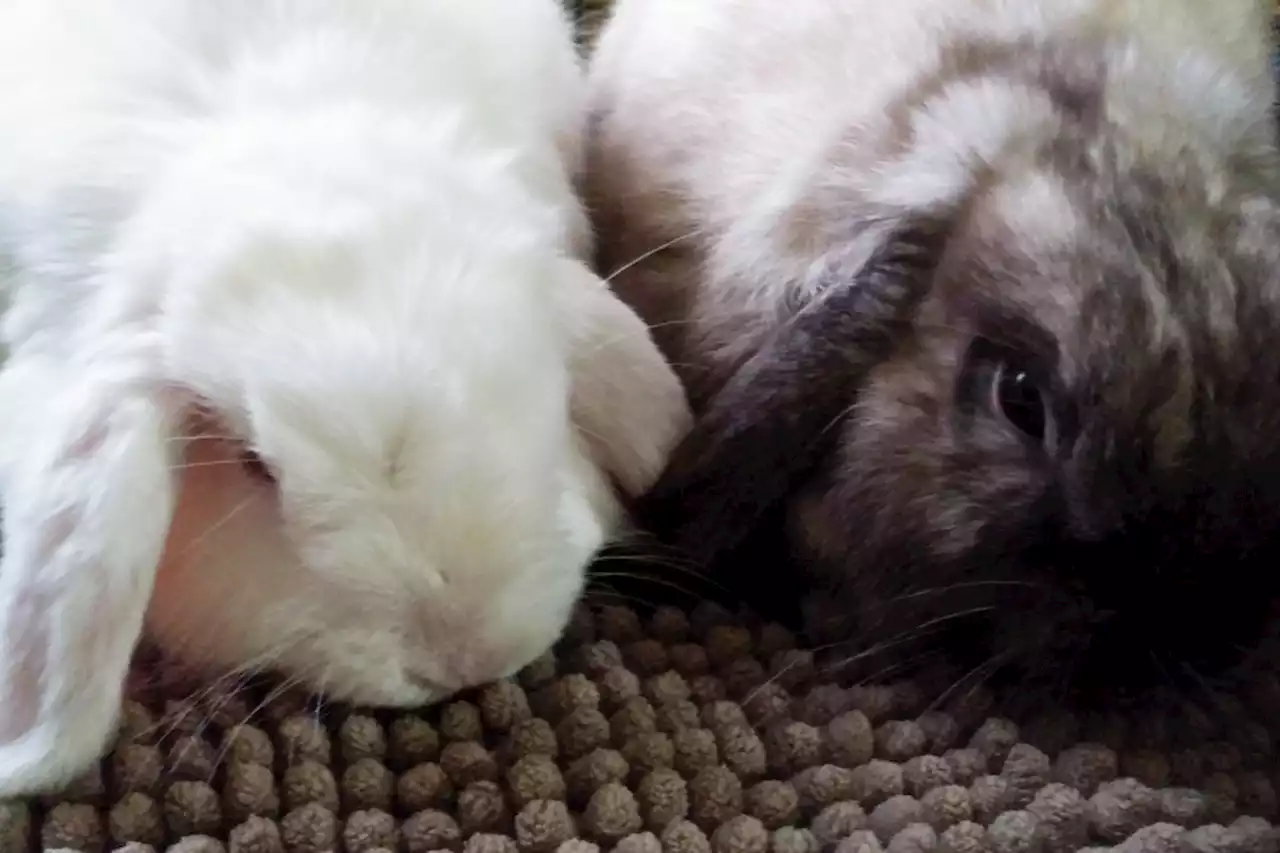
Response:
[0,344,177,796]
[554,258,693,498]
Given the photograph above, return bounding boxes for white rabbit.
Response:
[0,0,691,795]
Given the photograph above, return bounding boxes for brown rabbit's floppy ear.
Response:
[0,344,178,795]
[636,220,949,571]
[554,257,693,498]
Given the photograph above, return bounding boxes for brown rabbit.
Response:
[584,0,1280,700]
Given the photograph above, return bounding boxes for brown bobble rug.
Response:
[7,601,1280,853]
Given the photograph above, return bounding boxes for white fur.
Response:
[0,0,691,795]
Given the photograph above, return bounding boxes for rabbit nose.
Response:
[413,644,504,693]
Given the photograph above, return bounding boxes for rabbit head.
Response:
[0,102,690,796]
[630,23,1280,706]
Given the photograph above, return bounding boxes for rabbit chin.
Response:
[144,430,577,709]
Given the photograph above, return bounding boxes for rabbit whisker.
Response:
[884,580,1044,604]
[850,648,947,687]
[169,459,248,473]
[820,604,995,675]
[924,650,1011,715]
[137,679,225,747]
[604,228,706,284]
[740,652,813,708]
[582,584,662,610]
[587,570,699,598]
[179,493,259,555]
[593,552,709,581]
[167,434,242,445]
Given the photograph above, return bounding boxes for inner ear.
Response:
[636,218,952,571]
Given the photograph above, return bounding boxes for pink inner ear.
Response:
[154,432,255,601]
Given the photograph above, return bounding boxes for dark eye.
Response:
[240,450,276,483]
[994,361,1047,441]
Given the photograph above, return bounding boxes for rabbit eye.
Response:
[994,361,1047,441]
[240,450,276,483]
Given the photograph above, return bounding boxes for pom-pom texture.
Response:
[9,599,1280,853]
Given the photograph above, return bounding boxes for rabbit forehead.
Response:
[161,205,566,396]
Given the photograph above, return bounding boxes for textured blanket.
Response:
[12,601,1280,853]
